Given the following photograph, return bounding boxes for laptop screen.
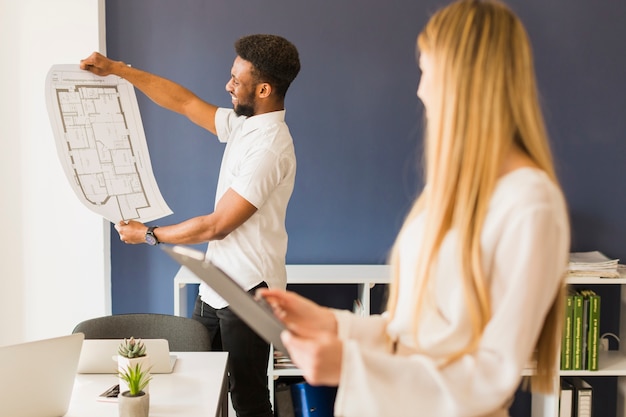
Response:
[0,333,84,417]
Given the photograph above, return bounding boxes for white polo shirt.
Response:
[199,108,296,309]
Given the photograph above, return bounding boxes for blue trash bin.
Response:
[290,382,337,417]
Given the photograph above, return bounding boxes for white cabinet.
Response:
[172,264,390,318]
[173,264,390,410]
[265,265,390,406]
[540,275,626,417]
[175,266,622,416]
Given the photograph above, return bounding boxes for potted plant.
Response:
[118,362,152,417]
[117,337,151,394]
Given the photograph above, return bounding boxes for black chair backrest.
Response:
[72,313,211,352]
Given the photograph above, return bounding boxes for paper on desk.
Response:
[45,64,172,223]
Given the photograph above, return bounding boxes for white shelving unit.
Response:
[266,265,390,406]
[174,266,626,416]
[173,264,390,318]
[173,264,390,409]
[541,275,626,417]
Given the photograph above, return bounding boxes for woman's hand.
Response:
[258,288,336,335]
[257,288,343,385]
[281,327,343,386]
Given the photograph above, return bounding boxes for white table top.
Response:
[65,351,228,417]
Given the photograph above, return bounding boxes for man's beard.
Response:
[234,103,254,117]
[233,91,256,117]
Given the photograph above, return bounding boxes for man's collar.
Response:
[241,109,286,135]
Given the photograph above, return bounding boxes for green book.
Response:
[561,293,574,370]
[572,292,584,370]
[586,291,601,371]
[581,292,590,370]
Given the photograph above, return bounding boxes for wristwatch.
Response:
[145,226,160,246]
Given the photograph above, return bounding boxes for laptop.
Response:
[161,244,288,354]
[0,333,84,417]
[77,338,177,374]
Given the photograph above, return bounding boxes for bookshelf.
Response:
[546,274,626,417]
[173,265,626,416]
[266,265,390,407]
[172,264,390,409]
[173,264,390,318]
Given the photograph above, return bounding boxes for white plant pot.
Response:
[117,355,151,394]
[118,391,149,417]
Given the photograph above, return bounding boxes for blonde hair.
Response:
[386,0,564,393]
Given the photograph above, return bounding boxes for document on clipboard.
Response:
[161,244,289,355]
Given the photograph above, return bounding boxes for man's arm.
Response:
[115,188,257,245]
[80,52,218,135]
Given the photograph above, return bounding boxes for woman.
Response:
[259,1,570,415]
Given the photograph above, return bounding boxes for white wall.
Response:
[0,0,110,345]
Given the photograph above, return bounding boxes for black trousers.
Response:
[192,282,273,417]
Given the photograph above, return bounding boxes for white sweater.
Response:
[333,168,570,417]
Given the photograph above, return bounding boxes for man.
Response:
[80,34,300,417]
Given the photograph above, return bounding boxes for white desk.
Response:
[65,352,229,417]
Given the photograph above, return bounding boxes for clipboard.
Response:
[161,244,288,355]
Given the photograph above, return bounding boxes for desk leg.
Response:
[218,365,229,417]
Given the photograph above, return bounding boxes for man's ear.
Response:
[258,83,272,98]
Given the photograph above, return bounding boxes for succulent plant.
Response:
[118,362,152,396]
[118,337,147,358]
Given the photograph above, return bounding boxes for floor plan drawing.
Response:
[46,64,172,223]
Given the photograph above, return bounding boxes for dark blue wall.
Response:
[105,0,431,314]
[106,0,626,315]
[105,1,625,415]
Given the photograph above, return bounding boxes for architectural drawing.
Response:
[45,64,172,223]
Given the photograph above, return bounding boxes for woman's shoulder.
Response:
[492,167,566,212]
[486,168,569,246]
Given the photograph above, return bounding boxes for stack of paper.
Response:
[568,251,620,278]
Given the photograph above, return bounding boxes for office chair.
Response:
[72,313,211,351]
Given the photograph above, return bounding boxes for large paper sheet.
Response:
[45,64,172,223]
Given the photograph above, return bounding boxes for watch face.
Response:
[145,227,159,246]
[145,234,158,246]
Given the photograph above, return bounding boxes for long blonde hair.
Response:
[386,0,564,393]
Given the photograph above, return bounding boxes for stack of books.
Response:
[568,251,620,278]
[561,289,601,371]
[561,252,619,371]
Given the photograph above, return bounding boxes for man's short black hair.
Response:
[235,34,301,98]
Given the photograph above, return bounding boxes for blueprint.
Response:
[45,64,172,223]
